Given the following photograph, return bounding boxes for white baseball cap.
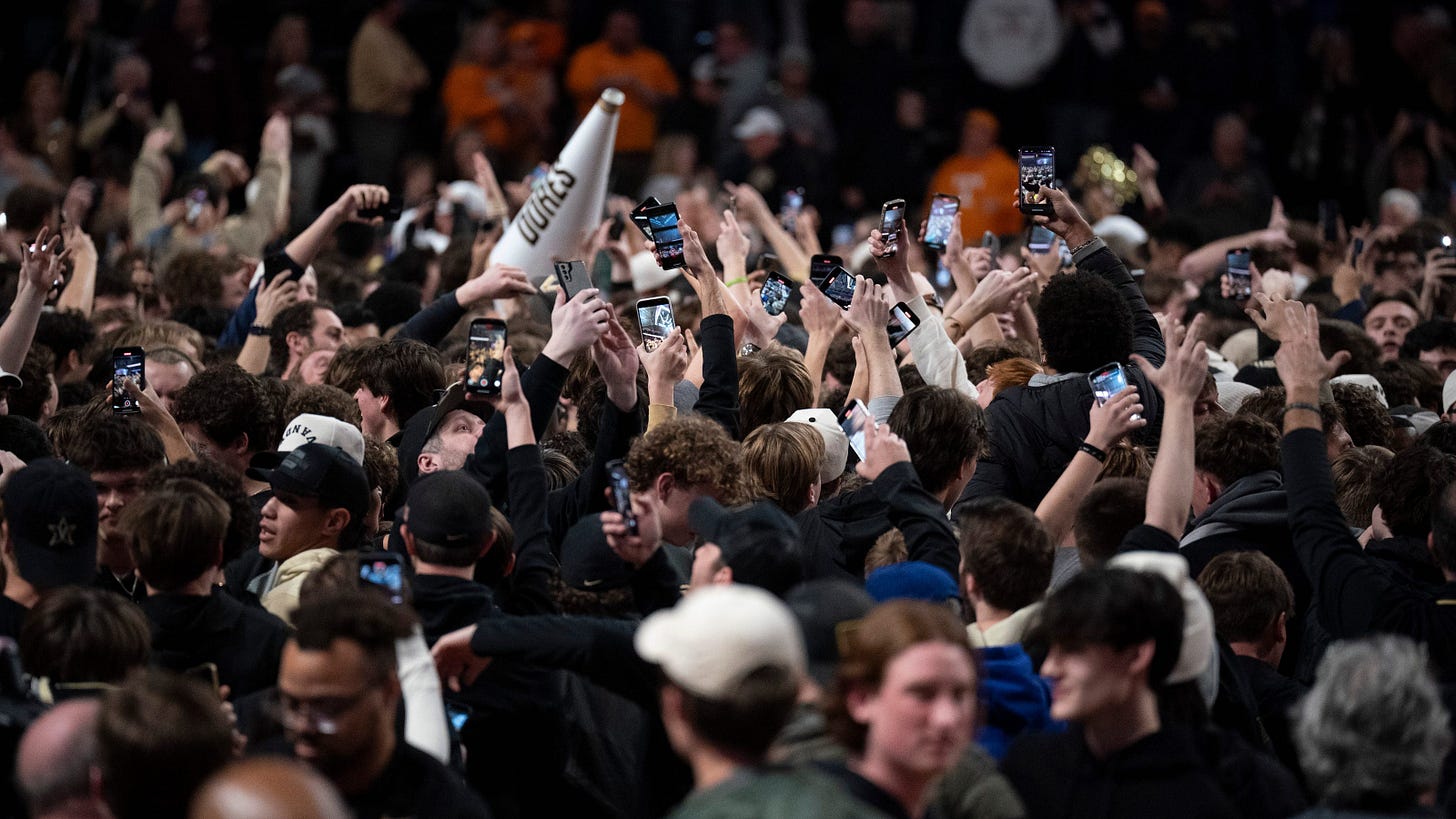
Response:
[1108,551,1216,690]
[635,585,807,699]
[786,408,849,484]
[731,107,786,140]
[277,414,366,466]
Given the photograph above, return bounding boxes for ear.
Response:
[844,683,878,726]
[1125,640,1156,682]
[653,472,674,502]
[378,393,394,421]
[65,349,81,373]
[476,531,498,560]
[286,330,308,355]
[322,507,351,538]
[1273,611,1288,646]
[418,452,440,474]
[962,570,979,603]
[962,456,978,481]
[226,432,250,457]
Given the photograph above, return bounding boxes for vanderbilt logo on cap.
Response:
[49,516,75,547]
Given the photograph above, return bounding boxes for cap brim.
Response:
[248,451,285,473]
[245,464,314,498]
[16,542,95,589]
[0,373,22,390]
[688,497,730,544]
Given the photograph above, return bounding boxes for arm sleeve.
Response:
[1282,427,1398,638]
[217,286,259,348]
[876,461,960,578]
[692,314,740,438]
[467,615,657,707]
[222,155,285,257]
[397,292,467,346]
[629,547,684,617]
[1075,238,1165,367]
[128,154,167,242]
[463,355,569,503]
[548,401,644,547]
[397,628,453,763]
[503,444,561,616]
[905,296,976,399]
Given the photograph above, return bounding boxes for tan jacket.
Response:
[260,547,340,625]
[128,150,286,271]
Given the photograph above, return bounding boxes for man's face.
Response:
[1325,421,1354,462]
[297,349,336,385]
[278,640,395,783]
[656,480,717,546]
[1042,642,1141,723]
[1373,252,1423,295]
[849,642,976,777]
[259,491,335,561]
[311,309,345,353]
[147,360,196,415]
[91,469,147,547]
[1420,347,1456,381]
[1363,300,1419,361]
[353,386,389,437]
[604,11,638,52]
[417,411,485,474]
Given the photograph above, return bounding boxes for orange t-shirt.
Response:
[564,41,680,153]
[925,149,1023,241]
[441,62,511,149]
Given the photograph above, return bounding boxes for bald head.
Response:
[17,699,106,819]
[189,758,349,819]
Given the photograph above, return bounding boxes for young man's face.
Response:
[1042,642,1141,723]
[259,491,337,562]
[1363,300,1419,362]
[278,639,396,784]
[850,642,976,777]
[92,468,147,549]
[655,480,719,547]
[1420,346,1456,381]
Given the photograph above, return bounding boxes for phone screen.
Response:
[880,200,905,247]
[781,188,804,233]
[466,320,507,396]
[184,663,221,698]
[359,554,405,605]
[820,266,857,310]
[112,348,145,414]
[446,703,472,733]
[1089,363,1129,406]
[1018,147,1056,214]
[646,206,685,269]
[934,259,952,289]
[810,254,840,285]
[839,400,872,461]
[925,195,959,249]
[887,302,921,345]
[1226,248,1252,300]
[760,273,793,317]
[1028,225,1055,254]
[554,259,589,301]
[606,460,638,535]
[637,298,674,351]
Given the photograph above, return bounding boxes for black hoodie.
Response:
[142,591,288,699]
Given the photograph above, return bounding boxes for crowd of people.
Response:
[0,0,1453,818]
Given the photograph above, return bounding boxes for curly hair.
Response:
[1331,383,1395,449]
[738,346,814,438]
[157,250,230,309]
[10,345,55,422]
[282,383,363,427]
[1294,636,1450,808]
[1036,273,1134,374]
[171,364,272,453]
[624,415,744,502]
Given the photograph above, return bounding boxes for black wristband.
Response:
[248,324,271,336]
[1078,441,1108,462]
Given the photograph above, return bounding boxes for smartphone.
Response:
[781,188,805,234]
[185,187,208,226]
[838,399,873,461]
[1028,225,1055,254]
[980,230,1001,260]
[1088,362,1140,420]
[1318,199,1340,243]
[184,662,221,698]
[553,259,590,301]
[358,551,406,605]
[465,318,507,397]
[529,164,549,189]
[934,258,952,289]
[1018,146,1056,216]
[924,194,960,251]
[1442,235,1454,259]
[630,196,661,239]
[886,302,922,345]
[817,265,857,310]
[810,254,841,285]
[112,347,145,414]
[446,702,473,733]
[1226,248,1252,300]
[606,459,638,535]
[608,211,626,240]
[879,199,906,254]
[261,252,304,286]
[643,204,685,269]
[758,252,780,273]
[761,272,794,317]
[636,296,674,352]
[357,199,403,221]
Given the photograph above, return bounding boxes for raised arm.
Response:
[869,225,977,398]
[221,115,291,256]
[1133,314,1208,539]
[842,276,902,418]
[0,232,68,377]
[1035,386,1145,545]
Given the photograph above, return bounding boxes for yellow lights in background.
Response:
[1074,146,1140,207]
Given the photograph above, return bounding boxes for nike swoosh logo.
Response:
[582,579,605,588]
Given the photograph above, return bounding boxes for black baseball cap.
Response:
[2,459,98,589]
[785,579,875,687]
[689,498,803,597]
[559,513,636,591]
[397,382,492,489]
[403,471,492,547]
[247,443,369,520]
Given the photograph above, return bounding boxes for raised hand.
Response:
[1132,313,1208,406]
[1086,386,1146,450]
[639,326,692,404]
[799,280,845,340]
[456,262,534,306]
[430,625,490,692]
[18,228,71,294]
[549,288,611,357]
[1273,302,1349,393]
[716,210,751,276]
[334,184,391,224]
[601,498,662,569]
[483,346,526,411]
[1026,186,1092,247]
[855,418,911,482]
[592,313,642,411]
[843,276,890,340]
[254,272,300,326]
[260,113,291,158]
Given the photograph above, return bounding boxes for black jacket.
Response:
[1283,428,1456,683]
[957,241,1166,511]
[343,739,491,819]
[1002,726,1240,819]
[1180,471,1306,613]
[142,591,287,699]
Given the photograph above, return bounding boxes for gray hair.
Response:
[1294,635,1451,807]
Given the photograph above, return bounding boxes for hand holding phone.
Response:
[878,199,906,256]
[637,296,675,351]
[924,194,959,251]
[643,204,686,269]
[112,347,145,414]
[465,319,507,396]
[781,188,805,234]
[1018,147,1056,216]
[810,254,841,286]
[817,265,858,310]
[631,197,662,240]
[886,302,922,345]
[838,399,873,461]
[358,552,406,605]
[553,259,590,301]
[606,459,637,536]
[1224,248,1252,300]
[760,272,794,317]
[1088,362,1140,421]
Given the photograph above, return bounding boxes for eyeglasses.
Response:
[272,686,375,735]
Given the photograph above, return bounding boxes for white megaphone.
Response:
[491,88,622,285]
